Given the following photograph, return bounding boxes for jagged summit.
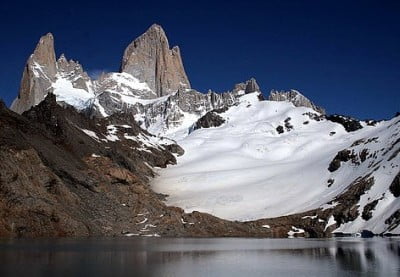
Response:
[231,78,261,94]
[11,26,323,132]
[10,33,94,114]
[120,24,191,97]
[268,89,325,114]
[31,33,57,76]
[11,33,57,114]
[245,78,260,94]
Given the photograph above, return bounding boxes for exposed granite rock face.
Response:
[129,79,261,133]
[10,34,94,114]
[268,89,325,114]
[11,33,57,114]
[90,86,253,133]
[56,54,92,92]
[138,89,243,132]
[230,78,260,95]
[245,78,260,94]
[121,24,191,97]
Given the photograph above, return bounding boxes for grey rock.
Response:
[268,89,325,114]
[89,77,264,134]
[56,54,92,92]
[95,72,157,104]
[193,110,226,131]
[11,33,57,114]
[120,24,191,97]
[11,34,94,114]
[245,78,260,94]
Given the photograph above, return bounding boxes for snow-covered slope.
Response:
[52,73,94,110]
[151,92,400,234]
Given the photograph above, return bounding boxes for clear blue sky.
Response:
[0,0,399,119]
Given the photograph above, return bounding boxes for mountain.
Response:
[153,92,400,235]
[11,33,94,114]
[121,24,191,97]
[3,24,400,238]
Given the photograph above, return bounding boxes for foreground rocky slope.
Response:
[2,94,307,238]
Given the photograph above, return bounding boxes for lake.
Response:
[0,237,399,276]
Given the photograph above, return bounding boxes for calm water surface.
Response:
[0,237,399,276]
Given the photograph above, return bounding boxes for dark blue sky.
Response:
[0,0,399,119]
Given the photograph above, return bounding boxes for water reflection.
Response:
[0,238,399,276]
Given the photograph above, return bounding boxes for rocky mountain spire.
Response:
[231,78,261,95]
[120,24,191,97]
[11,33,57,114]
[30,33,57,76]
[11,34,94,114]
[245,78,260,94]
[56,54,92,92]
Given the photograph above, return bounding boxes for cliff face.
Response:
[10,33,57,114]
[10,34,94,114]
[120,24,191,97]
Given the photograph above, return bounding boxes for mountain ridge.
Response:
[2,24,399,238]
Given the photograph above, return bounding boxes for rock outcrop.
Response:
[193,108,227,131]
[11,34,94,114]
[245,78,260,94]
[56,54,92,92]
[230,78,260,95]
[325,114,363,132]
[11,33,57,114]
[120,24,191,97]
[268,89,325,114]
